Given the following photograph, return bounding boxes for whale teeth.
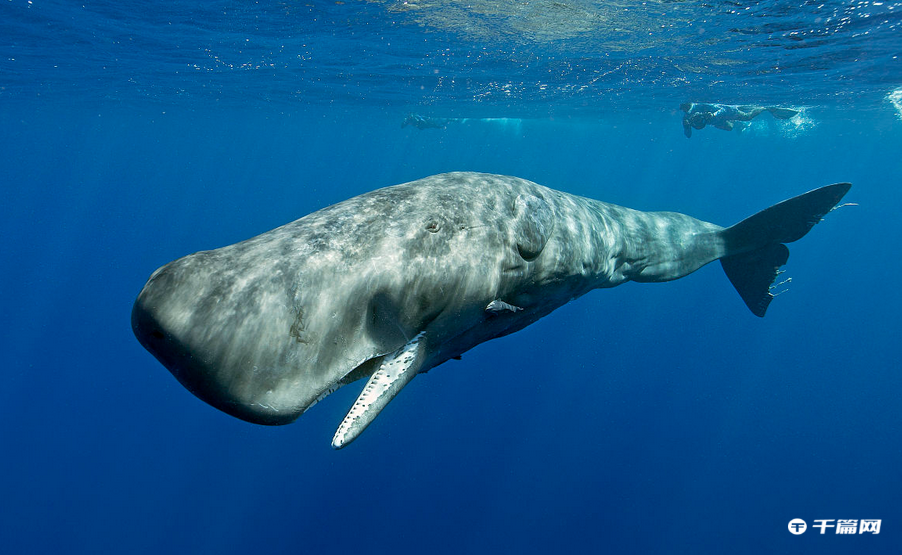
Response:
[331,332,426,449]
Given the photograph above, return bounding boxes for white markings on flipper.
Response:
[485,299,523,313]
[331,332,426,449]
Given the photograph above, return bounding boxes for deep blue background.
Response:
[1,104,900,554]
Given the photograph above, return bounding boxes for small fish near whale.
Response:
[132,172,851,448]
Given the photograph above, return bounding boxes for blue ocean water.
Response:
[2,1,901,554]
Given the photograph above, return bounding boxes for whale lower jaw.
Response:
[331,332,427,449]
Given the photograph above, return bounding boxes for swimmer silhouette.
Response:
[680,102,800,138]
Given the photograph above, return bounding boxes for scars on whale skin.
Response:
[132,172,851,448]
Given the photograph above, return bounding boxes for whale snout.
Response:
[132,261,300,426]
[131,264,187,379]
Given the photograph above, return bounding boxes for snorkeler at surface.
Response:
[401,113,456,130]
[680,102,800,138]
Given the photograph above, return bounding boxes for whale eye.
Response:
[425,221,440,233]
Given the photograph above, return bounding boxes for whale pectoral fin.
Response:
[485,299,523,313]
[331,332,427,449]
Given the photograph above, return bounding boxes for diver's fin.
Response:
[331,332,426,449]
[767,107,800,120]
[720,183,851,317]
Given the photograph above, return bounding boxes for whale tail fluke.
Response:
[720,182,852,317]
[721,244,789,317]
